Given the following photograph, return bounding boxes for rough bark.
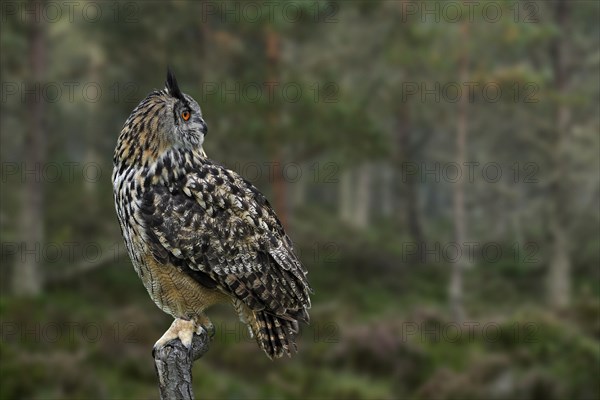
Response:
[154,330,210,400]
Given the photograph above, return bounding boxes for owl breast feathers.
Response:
[113,71,311,359]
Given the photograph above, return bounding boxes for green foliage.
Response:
[1,0,599,399]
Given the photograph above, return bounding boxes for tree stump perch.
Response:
[153,330,210,400]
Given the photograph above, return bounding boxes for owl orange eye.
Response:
[181,111,191,121]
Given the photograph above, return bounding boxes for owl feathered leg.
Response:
[195,312,215,338]
[232,299,255,339]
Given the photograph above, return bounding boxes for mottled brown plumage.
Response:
[112,70,311,359]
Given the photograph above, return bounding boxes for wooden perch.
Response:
[153,329,210,400]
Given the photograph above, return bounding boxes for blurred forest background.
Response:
[1,0,599,399]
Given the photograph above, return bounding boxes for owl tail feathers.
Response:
[253,311,300,359]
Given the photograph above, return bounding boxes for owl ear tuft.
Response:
[165,67,185,102]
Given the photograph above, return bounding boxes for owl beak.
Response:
[200,119,208,136]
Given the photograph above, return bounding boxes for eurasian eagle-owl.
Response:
[112,69,311,359]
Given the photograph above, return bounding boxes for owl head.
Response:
[114,69,209,166]
[163,68,208,148]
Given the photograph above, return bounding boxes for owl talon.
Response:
[154,318,195,352]
[195,315,215,339]
[204,321,215,338]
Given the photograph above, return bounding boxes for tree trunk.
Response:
[449,20,469,323]
[13,0,47,296]
[547,0,571,309]
[154,331,210,400]
[265,26,287,227]
[293,165,307,209]
[354,164,371,229]
[340,168,354,224]
[380,164,393,218]
[397,104,424,245]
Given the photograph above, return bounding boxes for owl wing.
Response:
[139,160,311,320]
